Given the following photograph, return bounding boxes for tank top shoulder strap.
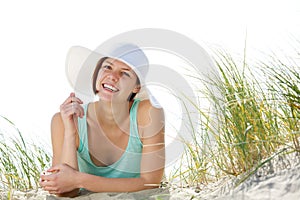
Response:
[77,103,89,152]
[129,99,142,144]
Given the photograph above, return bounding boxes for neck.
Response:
[94,100,132,129]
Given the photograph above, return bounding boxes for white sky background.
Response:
[0,0,299,152]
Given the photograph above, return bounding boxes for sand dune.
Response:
[4,152,300,200]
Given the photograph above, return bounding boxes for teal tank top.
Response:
[77,99,143,178]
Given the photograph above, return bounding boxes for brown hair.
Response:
[92,57,140,101]
[92,57,109,94]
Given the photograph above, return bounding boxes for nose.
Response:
[107,70,120,82]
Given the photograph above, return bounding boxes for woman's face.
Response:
[95,58,140,102]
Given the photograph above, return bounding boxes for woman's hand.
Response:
[60,93,84,133]
[40,164,80,195]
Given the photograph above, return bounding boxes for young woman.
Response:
[40,43,165,197]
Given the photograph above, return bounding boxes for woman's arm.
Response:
[41,100,165,194]
[41,93,83,197]
[51,112,79,168]
[52,93,83,167]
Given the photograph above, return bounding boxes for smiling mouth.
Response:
[102,83,119,92]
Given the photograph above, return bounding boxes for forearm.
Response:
[60,132,78,170]
[76,173,159,193]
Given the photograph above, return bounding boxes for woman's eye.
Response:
[103,65,112,70]
[121,71,130,77]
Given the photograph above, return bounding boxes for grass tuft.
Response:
[0,115,51,198]
[169,43,300,188]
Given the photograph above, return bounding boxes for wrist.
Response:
[75,171,84,189]
[64,130,77,137]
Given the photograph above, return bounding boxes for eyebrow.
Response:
[103,60,133,71]
[104,60,114,66]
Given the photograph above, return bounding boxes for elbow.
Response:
[141,171,164,191]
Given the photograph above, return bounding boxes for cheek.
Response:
[95,75,103,90]
[123,78,138,88]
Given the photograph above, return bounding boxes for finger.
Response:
[61,93,75,105]
[40,179,47,186]
[47,164,64,173]
[70,102,84,118]
[40,174,52,182]
[40,177,55,186]
[60,106,74,118]
[48,190,59,194]
[71,96,84,104]
[40,170,51,181]
[40,175,47,183]
[61,103,84,118]
[64,103,84,118]
[70,92,75,98]
[70,93,83,104]
[74,103,84,118]
[43,186,59,193]
[46,166,58,173]
[61,93,83,106]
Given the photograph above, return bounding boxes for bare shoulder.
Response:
[51,112,64,134]
[137,100,165,138]
[51,112,79,132]
[137,99,164,114]
[137,100,164,121]
[50,112,79,148]
[51,112,63,126]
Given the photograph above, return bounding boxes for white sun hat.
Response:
[65,43,161,108]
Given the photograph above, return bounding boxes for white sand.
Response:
[201,151,300,200]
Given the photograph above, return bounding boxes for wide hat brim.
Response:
[65,45,161,107]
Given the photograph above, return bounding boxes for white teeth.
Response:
[103,84,118,92]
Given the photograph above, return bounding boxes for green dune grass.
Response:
[170,45,299,187]
[0,115,50,199]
